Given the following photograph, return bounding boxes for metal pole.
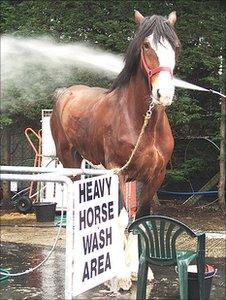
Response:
[0,166,112,176]
[0,167,114,299]
[219,97,225,210]
[0,172,75,299]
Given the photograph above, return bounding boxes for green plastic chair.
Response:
[128,215,205,300]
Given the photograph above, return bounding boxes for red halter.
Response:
[140,47,173,87]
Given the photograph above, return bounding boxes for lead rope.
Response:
[112,100,155,175]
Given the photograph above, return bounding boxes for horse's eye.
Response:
[143,42,150,50]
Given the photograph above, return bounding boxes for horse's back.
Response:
[51,84,107,125]
[53,84,107,112]
[50,84,110,165]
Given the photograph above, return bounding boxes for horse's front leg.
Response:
[102,165,132,291]
[116,176,154,290]
[124,182,154,284]
[136,170,166,218]
[114,175,133,291]
[136,183,153,218]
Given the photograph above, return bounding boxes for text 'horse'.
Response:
[50,11,181,218]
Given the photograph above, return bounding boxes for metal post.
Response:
[0,165,112,176]
[0,166,115,299]
[0,172,75,299]
[219,97,225,210]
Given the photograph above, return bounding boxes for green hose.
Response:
[0,268,10,282]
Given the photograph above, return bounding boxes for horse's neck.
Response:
[118,69,166,131]
[119,69,151,124]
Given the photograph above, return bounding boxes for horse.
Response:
[51,10,180,217]
[50,10,181,290]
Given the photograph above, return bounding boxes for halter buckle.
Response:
[148,70,153,77]
[141,47,173,79]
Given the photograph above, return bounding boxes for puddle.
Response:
[0,242,65,299]
[0,242,225,299]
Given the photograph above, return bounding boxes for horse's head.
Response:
[135,10,180,106]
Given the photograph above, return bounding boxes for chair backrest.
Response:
[128,215,198,266]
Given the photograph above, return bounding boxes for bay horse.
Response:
[50,10,181,291]
[50,10,180,218]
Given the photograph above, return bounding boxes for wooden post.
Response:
[186,173,219,206]
[218,97,225,210]
[0,129,11,209]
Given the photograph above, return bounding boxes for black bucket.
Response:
[188,264,217,300]
[33,202,57,222]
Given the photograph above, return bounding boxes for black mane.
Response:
[109,15,181,92]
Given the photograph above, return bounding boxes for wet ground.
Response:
[1,204,225,299]
[0,241,225,300]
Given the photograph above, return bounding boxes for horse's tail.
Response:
[53,87,67,101]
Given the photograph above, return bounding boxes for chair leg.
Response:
[136,258,148,300]
[197,258,205,300]
[177,261,188,300]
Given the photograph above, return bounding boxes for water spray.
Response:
[173,78,226,99]
[1,35,225,109]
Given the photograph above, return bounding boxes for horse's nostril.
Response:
[157,89,161,99]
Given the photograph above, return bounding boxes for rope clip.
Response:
[146,101,155,119]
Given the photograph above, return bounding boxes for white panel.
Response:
[42,110,56,156]
[65,174,119,298]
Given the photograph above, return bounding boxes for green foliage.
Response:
[0,114,12,130]
[166,169,186,185]
[168,92,204,137]
[1,67,111,129]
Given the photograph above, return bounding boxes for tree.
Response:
[1,0,225,205]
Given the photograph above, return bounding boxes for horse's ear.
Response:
[168,11,177,26]
[134,10,144,25]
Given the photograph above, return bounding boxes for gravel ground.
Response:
[1,205,225,257]
[0,205,225,300]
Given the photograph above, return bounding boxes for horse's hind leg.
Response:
[57,143,83,180]
[58,142,82,169]
[50,112,82,170]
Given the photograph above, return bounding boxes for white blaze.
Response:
[148,35,175,106]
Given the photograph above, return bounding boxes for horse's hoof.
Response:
[104,277,132,292]
[131,271,138,281]
[117,277,132,291]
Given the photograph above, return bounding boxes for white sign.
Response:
[72,174,119,296]
[10,181,18,192]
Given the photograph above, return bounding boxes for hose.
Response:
[0,268,10,282]
[0,184,65,277]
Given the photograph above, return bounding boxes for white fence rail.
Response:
[0,166,118,299]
